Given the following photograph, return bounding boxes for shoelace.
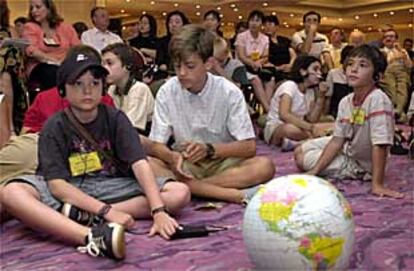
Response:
[77,232,106,257]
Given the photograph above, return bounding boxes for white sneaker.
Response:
[281,138,299,152]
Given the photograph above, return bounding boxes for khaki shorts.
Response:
[183,157,244,180]
[264,122,282,144]
[0,133,39,185]
[301,136,366,180]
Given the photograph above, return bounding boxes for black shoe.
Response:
[78,223,126,260]
[61,203,102,226]
[390,141,409,155]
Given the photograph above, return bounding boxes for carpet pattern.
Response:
[1,138,413,270]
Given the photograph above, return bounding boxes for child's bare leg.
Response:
[269,124,309,145]
[111,181,190,218]
[2,182,89,244]
[250,76,270,113]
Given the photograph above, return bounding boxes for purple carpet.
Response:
[1,134,413,270]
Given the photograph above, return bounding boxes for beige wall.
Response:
[8,0,96,27]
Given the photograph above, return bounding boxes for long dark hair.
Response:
[288,55,321,83]
[139,14,157,38]
[28,0,63,28]
[166,10,189,36]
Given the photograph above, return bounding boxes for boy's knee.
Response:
[164,182,191,212]
[257,156,276,179]
[294,145,305,170]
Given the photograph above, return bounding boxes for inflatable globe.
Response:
[243,174,355,270]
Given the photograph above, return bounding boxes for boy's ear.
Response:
[300,68,308,77]
[204,57,215,70]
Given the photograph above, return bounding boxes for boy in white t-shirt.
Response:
[295,45,404,199]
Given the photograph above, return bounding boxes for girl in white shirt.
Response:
[102,43,154,135]
[264,55,332,150]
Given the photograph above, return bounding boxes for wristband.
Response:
[97,204,112,218]
[151,205,168,217]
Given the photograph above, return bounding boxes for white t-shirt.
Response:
[81,27,123,52]
[334,88,394,173]
[266,80,315,127]
[108,81,154,131]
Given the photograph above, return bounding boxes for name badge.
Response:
[350,108,365,125]
[69,151,103,177]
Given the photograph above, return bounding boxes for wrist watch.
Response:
[151,205,168,217]
[206,143,216,159]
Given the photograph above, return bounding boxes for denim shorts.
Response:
[7,175,170,210]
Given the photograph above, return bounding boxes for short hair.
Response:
[404,38,413,44]
[303,11,321,23]
[166,10,190,36]
[345,45,387,82]
[247,10,265,23]
[102,43,145,81]
[72,21,88,38]
[383,28,398,39]
[28,0,63,28]
[263,15,279,26]
[213,36,229,57]
[204,10,221,22]
[14,17,28,25]
[340,45,354,65]
[90,6,106,20]
[139,14,157,38]
[288,55,321,83]
[170,24,215,65]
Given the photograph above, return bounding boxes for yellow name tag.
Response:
[350,108,365,125]
[69,151,103,177]
[250,51,260,61]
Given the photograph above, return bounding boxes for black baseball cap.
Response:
[57,52,108,87]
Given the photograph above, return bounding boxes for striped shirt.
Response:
[334,88,394,173]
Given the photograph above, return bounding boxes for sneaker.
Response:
[281,138,299,152]
[61,203,101,227]
[78,223,126,260]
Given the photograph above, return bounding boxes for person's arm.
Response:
[23,23,59,63]
[236,45,258,70]
[48,179,135,228]
[179,139,256,164]
[322,51,334,70]
[306,136,345,175]
[371,145,404,198]
[306,82,328,123]
[299,25,317,54]
[279,94,313,132]
[131,159,179,239]
[140,47,157,60]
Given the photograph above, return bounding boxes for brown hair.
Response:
[28,0,63,28]
[169,24,215,65]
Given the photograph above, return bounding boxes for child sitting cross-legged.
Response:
[264,55,333,151]
[0,46,190,260]
[294,45,404,199]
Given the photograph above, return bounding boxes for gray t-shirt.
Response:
[334,88,394,173]
[38,105,146,181]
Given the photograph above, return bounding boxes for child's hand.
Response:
[169,151,194,181]
[372,186,404,199]
[105,209,135,229]
[148,212,180,240]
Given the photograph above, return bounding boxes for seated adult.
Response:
[129,14,157,64]
[264,55,333,151]
[23,0,79,98]
[149,25,275,204]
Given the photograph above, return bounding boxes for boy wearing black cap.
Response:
[1,46,190,260]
